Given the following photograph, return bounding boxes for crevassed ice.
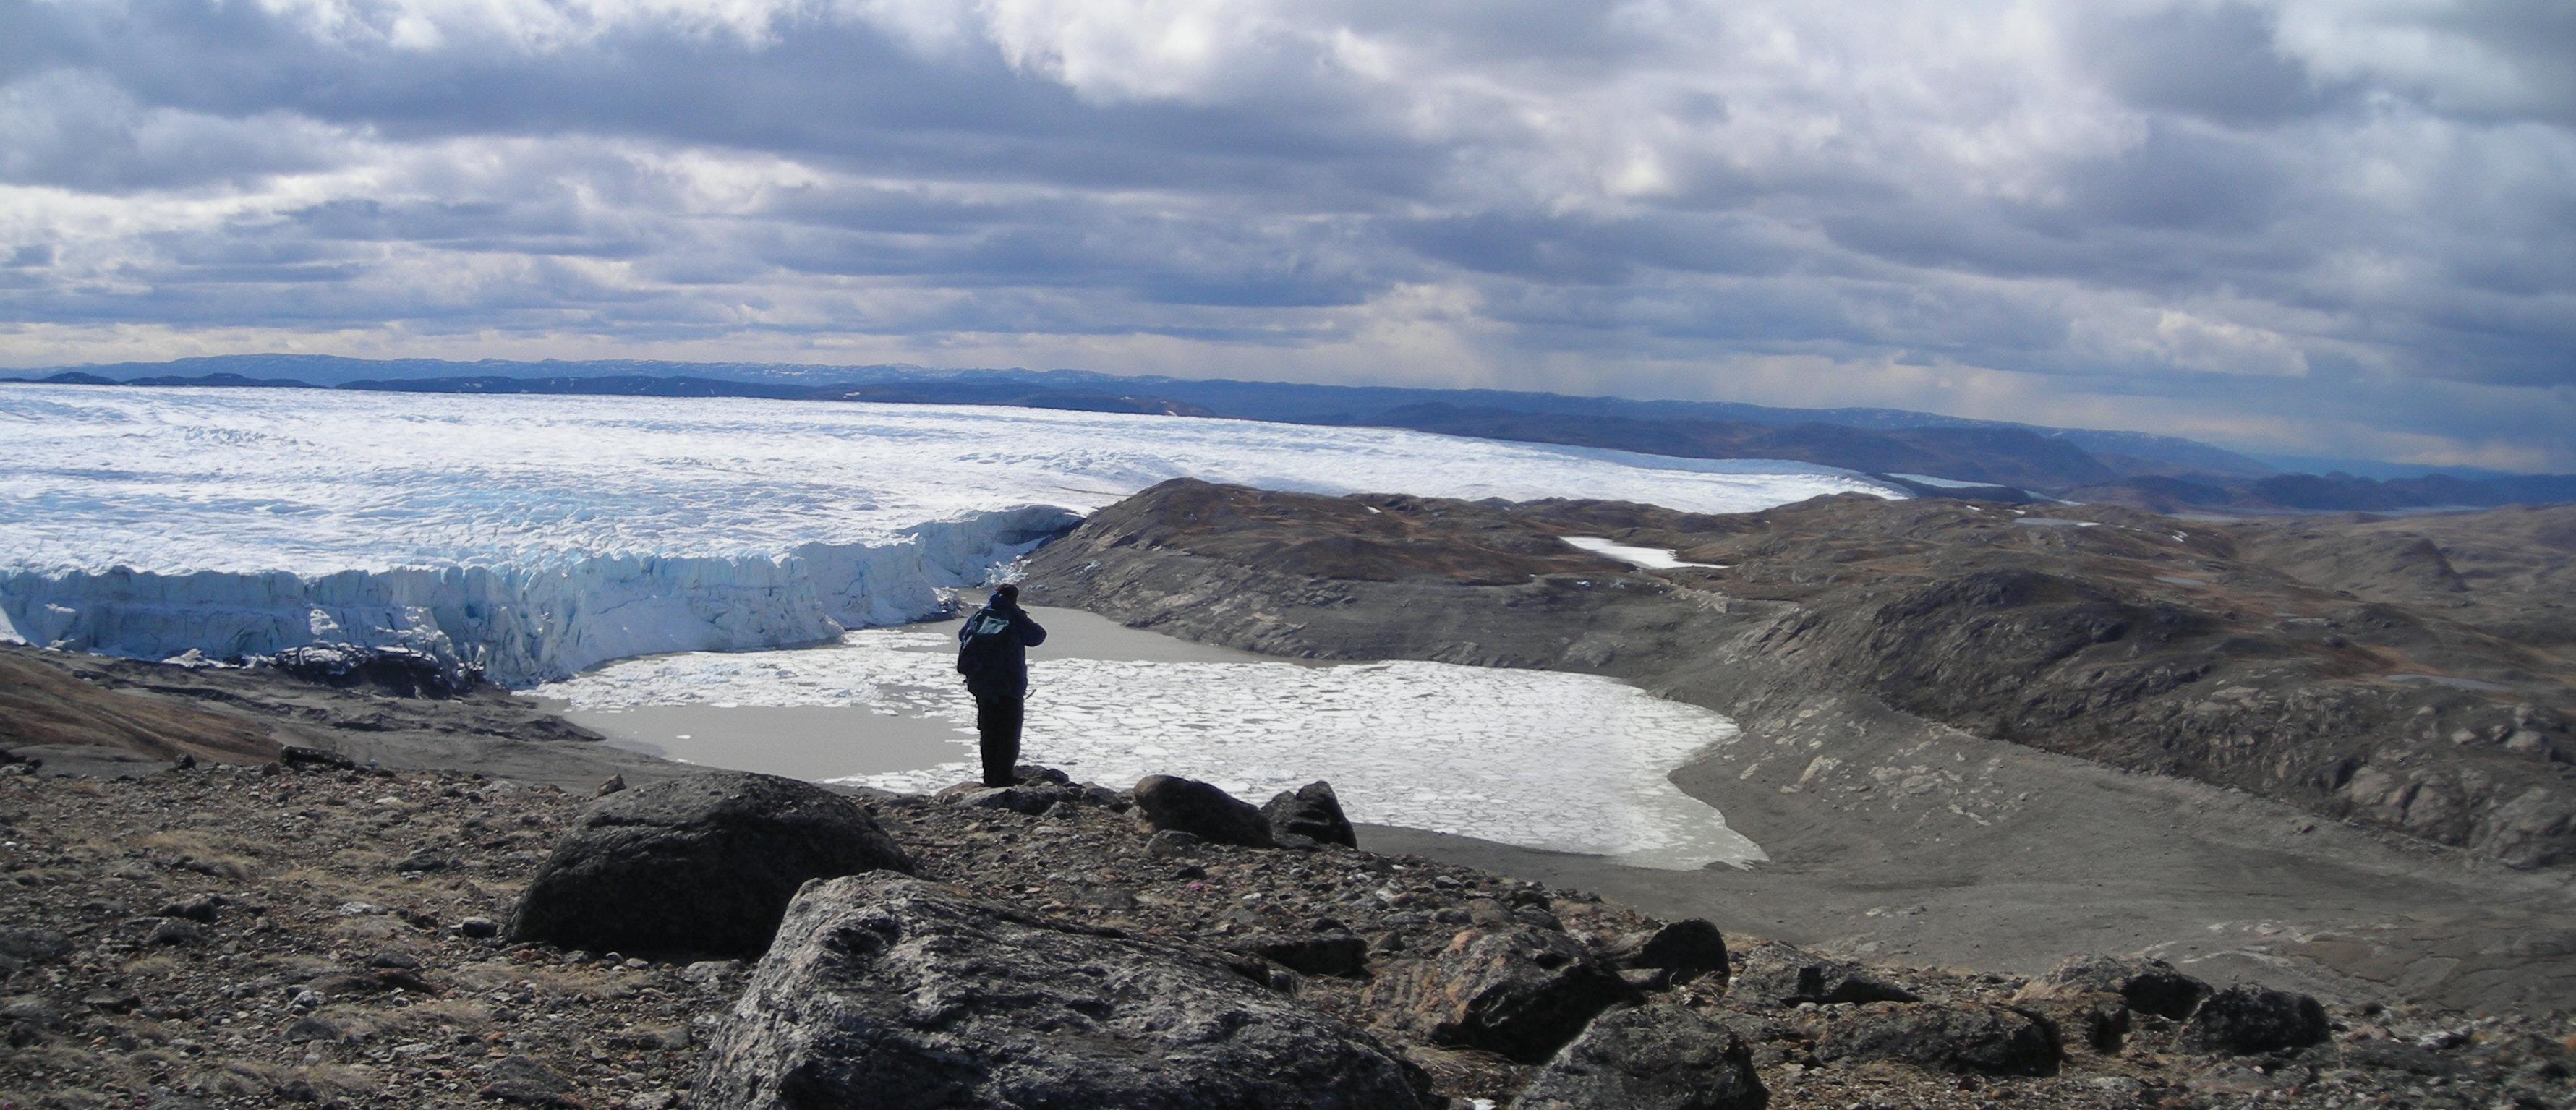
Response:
[534,627,1765,869]
[1,385,1897,683]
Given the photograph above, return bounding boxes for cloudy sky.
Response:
[1,1,2569,469]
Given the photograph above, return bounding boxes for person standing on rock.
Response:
[957,583,1049,787]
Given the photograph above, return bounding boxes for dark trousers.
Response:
[973,692,1025,787]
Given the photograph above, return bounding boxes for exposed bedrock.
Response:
[1023,480,2576,868]
[695,873,1433,1110]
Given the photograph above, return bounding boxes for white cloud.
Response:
[0,0,2569,467]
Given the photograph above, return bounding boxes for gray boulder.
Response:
[1509,1004,1767,1110]
[1728,944,1918,1007]
[1367,926,1637,1064]
[1133,774,1275,848]
[2181,986,2329,1054]
[1812,1002,2060,1076]
[1263,781,1357,848]
[695,874,1430,1110]
[507,772,911,959]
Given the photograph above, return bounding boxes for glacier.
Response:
[1,385,1901,685]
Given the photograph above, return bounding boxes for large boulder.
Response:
[2020,955,2210,1020]
[695,874,1430,1110]
[1133,775,1275,848]
[1812,1002,2060,1076]
[1263,781,1357,848]
[1605,919,1730,987]
[2180,986,2329,1054]
[1727,944,1918,1007]
[1367,926,1637,1064]
[1509,1004,1767,1110]
[507,772,912,959]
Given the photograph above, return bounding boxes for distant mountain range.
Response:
[12,354,2572,511]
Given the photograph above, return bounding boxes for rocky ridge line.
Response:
[1022,480,2576,867]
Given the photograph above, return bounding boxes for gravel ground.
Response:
[4,760,2571,1109]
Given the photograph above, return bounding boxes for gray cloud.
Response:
[0,0,2569,469]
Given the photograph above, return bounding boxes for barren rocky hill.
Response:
[1026,482,2576,868]
[1021,482,2576,1014]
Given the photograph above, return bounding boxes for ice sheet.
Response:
[534,628,1765,869]
[1,385,1898,572]
[1,385,1895,683]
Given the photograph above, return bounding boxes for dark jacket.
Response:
[957,594,1047,699]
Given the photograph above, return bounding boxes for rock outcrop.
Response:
[2019,955,2211,1020]
[507,772,912,958]
[694,873,1431,1109]
[1263,780,1358,848]
[1728,944,1919,1007]
[1809,1002,2061,1076]
[1235,922,1371,978]
[1368,925,1637,1063]
[1604,918,1730,987]
[1509,1004,1767,1110]
[2183,986,2332,1055]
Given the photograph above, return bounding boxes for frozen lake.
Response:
[532,609,1763,871]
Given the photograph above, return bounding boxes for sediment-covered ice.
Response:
[534,628,1764,869]
[2,385,1896,683]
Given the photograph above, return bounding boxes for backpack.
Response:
[956,607,1016,677]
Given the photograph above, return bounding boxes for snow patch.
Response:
[1561,536,1723,570]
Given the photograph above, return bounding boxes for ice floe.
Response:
[534,627,1765,869]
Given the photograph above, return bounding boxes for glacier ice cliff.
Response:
[0,506,1080,688]
[2,385,1901,686]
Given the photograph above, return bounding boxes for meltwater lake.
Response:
[529,607,1765,871]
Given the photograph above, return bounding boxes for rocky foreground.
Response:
[6,757,2572,1109]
